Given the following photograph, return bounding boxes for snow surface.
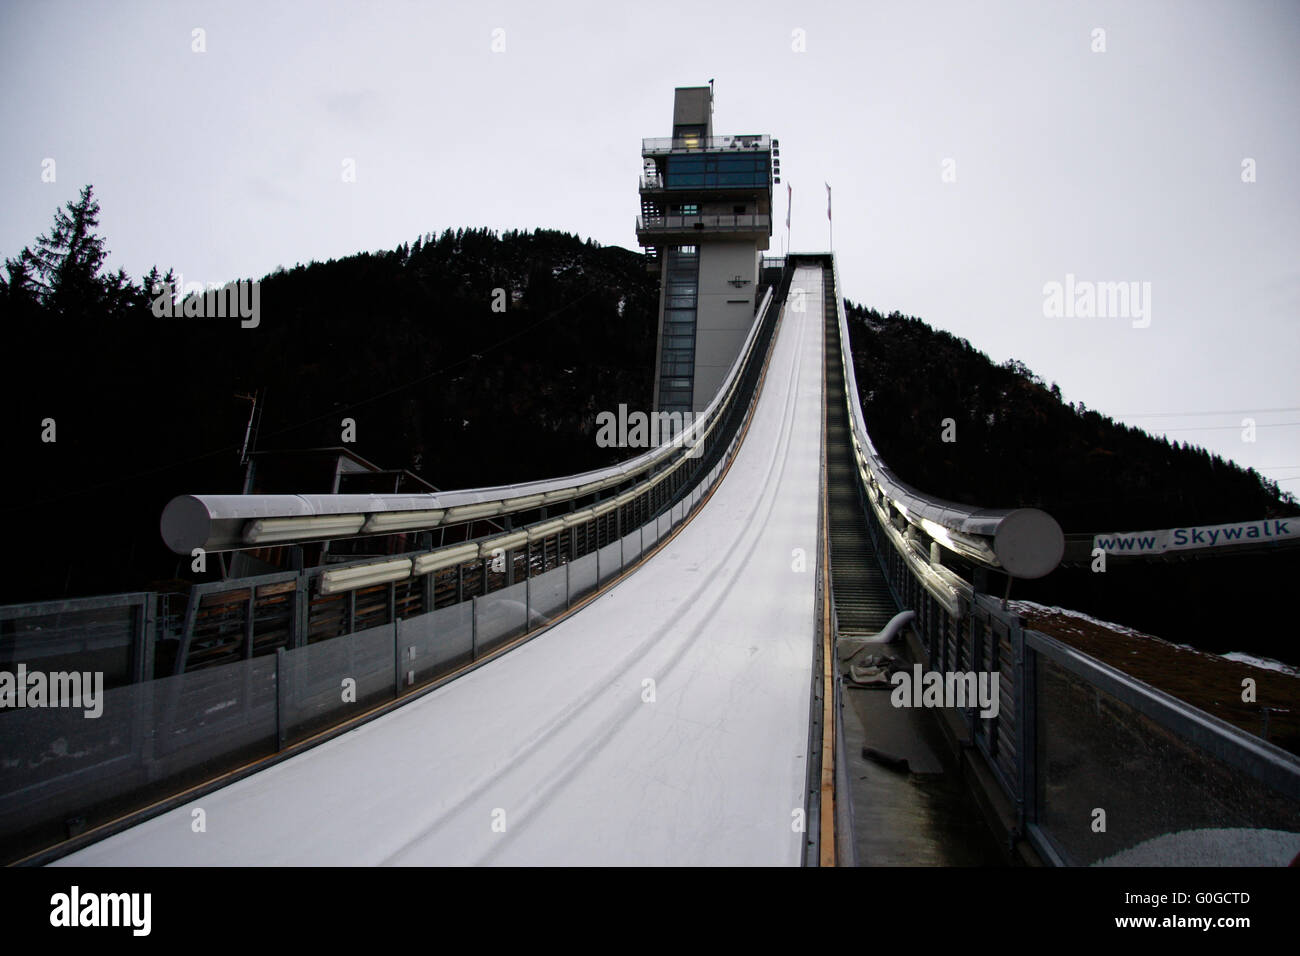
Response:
[55,267,827,867]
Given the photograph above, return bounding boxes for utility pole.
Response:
[236,389,264,494]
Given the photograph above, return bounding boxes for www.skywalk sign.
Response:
[1093,518,1297,555]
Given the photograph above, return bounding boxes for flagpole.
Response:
[786,182,792,259]
[825,182,832,252]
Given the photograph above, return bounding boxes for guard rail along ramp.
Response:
[819,250,1300,866]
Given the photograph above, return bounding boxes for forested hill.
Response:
[845,302,1297,533]
[2,185,1294,609]
[0,186,659,602]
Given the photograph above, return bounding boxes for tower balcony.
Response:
[635,213,772,247]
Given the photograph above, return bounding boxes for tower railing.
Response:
[642,134,770,154]
[636,214,771,232]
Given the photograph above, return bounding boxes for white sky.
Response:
[2,0,1297,490]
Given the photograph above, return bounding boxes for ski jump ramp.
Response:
[57,266,827,866]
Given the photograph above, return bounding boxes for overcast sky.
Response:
[3,0,1297,494]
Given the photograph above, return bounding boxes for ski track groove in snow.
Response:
[457,308,811,866]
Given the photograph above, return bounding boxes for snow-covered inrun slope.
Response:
[57,266,827,866]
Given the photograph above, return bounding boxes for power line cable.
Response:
[1120,406,1300,418]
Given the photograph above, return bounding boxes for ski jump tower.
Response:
[637,86,778,413]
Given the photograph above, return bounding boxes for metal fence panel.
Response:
[0,594,148,688]
[1033,651,1300,866]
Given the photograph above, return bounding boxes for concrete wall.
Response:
[692,241,761,412]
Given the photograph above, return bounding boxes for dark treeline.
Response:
[1,186,659,603]
[845,302,1296,532]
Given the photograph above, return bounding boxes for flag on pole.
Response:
[825,182,832,221]
[786,183,792,230]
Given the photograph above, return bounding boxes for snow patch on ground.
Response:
[1006,600,1148,638]
[1008,600,1300,675]
[1219,652,1300,677]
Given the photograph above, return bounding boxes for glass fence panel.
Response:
[569,553,598,604]
[528,565,568,628]
[643,515,660,551]
[0,655,277,863]
[282,624,394,745]
[475,582,528,656]
[0,679,143,859]
[622,528,643,566]
[598,541,623,586]
[397,602,473,688]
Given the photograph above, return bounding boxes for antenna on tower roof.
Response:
[708,78,714,109]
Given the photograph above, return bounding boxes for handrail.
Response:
[161,285,778,554]
[636,214,771,231]
[827,252,1064,578]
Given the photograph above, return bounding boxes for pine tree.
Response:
[102,266,137,319]
[28,185,109,319]
[0,247,42,319]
